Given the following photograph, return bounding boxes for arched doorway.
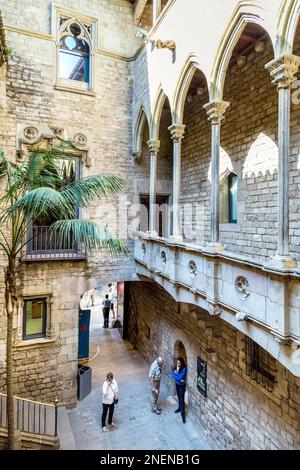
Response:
[173,340,188,406]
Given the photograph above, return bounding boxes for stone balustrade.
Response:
[134,233,300,377]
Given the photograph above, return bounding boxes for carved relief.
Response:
[23,126,39,141]
[188,260,198,278]
[16,124,91,167]
[161,250,167,264]
[235,276,250,299]
[74,133,88,148]
[156,39,176,51]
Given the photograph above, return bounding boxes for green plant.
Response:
[0,147,127,449]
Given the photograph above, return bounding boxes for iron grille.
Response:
[245,336,276,392]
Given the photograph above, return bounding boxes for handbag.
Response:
[109,383,118,405]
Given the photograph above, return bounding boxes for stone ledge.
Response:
[54,85,96,97]
[14,337,58,350]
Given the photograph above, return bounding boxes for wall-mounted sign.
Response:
[197,356,207,397]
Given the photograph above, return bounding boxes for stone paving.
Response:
[66,308,214,450]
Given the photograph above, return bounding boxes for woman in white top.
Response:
[102,372,119,432]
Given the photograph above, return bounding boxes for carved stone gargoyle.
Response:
[155,39,176,51]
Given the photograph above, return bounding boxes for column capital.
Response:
[265,53,300,88]
[168,123,186,142]
[147,139,160,155]
[203,101,230,124]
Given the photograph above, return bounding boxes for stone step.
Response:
[57,407,76,450]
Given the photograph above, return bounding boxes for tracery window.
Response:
[53,6,97,93]
[59,20,91,83]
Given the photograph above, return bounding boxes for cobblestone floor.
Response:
[66,309,214,450]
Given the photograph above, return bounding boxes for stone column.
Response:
[265,54,300,269]
[168,124,186,242]
[203,100,230,252]
[147,139,160,236]
[153,0,162,23]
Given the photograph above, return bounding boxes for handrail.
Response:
[0,393,59,437]
[0,392,55,408]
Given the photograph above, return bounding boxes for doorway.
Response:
[173,340,188,406]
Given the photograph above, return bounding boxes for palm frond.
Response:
[2,187,75,222]
[0,150,15,180]
[49,219,128,256]
[59,174,125,208]
[16,147,65,192]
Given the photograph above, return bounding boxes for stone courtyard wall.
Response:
[129,281,300,450]
[0,0,142,406]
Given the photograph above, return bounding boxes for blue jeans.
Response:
[176,383,186,420]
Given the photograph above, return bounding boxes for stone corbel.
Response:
[132,151,142,163]
[271,331,292,346]
[208,303,223,316]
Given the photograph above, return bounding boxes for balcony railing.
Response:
[0,393,59,437]
[24,225,86,261]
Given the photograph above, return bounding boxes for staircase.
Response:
[0,392,60,449]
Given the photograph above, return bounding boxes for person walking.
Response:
[149,356,164,414]
[102,294,111,328]
[101,372,119,432]
[172,357,187,423]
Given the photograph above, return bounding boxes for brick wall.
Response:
[128,281,300,450]
[179,40,279,260]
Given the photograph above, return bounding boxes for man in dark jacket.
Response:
[102,294,111,328]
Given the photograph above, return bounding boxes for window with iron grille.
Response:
[245,336,276,392]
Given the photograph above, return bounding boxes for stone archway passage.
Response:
[173,340,188,407]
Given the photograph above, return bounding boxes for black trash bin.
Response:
[77,364,92,401]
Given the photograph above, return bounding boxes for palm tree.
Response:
[0,146,127,449]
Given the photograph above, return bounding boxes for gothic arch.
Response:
[172,55,208,124]
[150,85,172,140]
[132,106,150,155]
[277,0,300,54]
[210,4,274,100]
